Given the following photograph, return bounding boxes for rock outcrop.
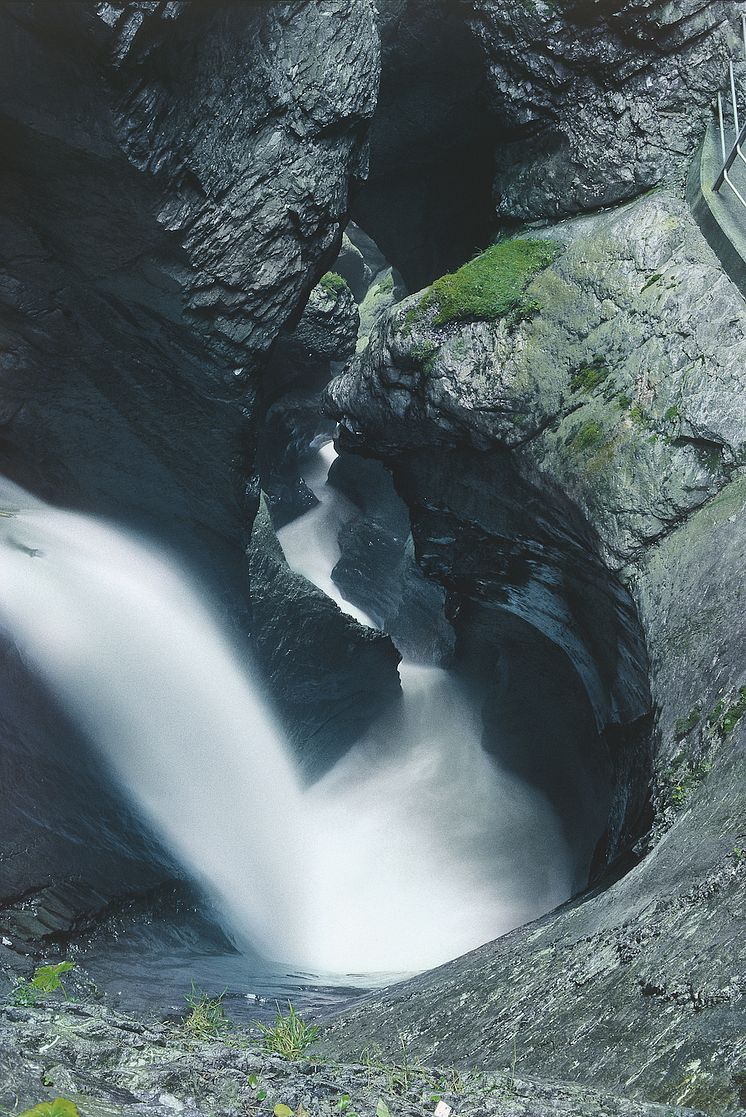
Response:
[323,188,746,1110]
[247,497,402,777]
[469,0,744,221]
[0,965,710,1117]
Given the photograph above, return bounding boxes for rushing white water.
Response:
[275,442,372,627]
[0,462,572,974]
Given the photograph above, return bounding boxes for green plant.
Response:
[182,984,231,1040]
[569,359,609,393]
[12,961,74,1006]
[255,1002,319,1059]
[570,420,605,453]
[721,686,746,736]
[417,237,559,327]
[641,272,663,292]
[19,1101,80,1117]
[668,758,712,808]
[318,271,349,299]
[674,705,702,741]
[376,1102,392,1117]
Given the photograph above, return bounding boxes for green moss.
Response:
[720,686,746,736]
[616,394,633,410]
[641,272,663,293]
[418,238,560,328]
[409,341,440,373]
[569,359,610,393]
[318,271,349,299]
[664,405,680,423]
[629,404,647,426]
[570,420,605,453]
[674,705,702,740]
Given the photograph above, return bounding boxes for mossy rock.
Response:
[318,271,350,300]
[417,237,560,327]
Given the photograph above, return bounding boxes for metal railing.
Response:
[714,14,746,207]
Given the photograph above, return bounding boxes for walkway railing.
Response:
[714,14,746,207]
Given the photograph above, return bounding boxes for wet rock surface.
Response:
[0,975,715,1117]
[327,452,455,665]
[247,497,402,777]
[470,0,743,220]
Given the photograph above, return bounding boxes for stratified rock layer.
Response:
[470,0,743,220]
[247,498,402,777]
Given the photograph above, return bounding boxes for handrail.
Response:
[714,14,746,208]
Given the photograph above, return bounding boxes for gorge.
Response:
[0,2,744,1116]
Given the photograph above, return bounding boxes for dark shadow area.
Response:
[351,0,499,292]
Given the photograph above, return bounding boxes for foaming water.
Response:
[275,443,372,627]
[0,468,572,974]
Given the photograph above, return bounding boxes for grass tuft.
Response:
[418,238,559,327]
[256,1001,319,1060]
[182,984,232,1040]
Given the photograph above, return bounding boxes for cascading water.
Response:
[0,464,572,975]
[281,443,573,971]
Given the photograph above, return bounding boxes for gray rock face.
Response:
[469,0,743,220]
[107,0,379,368]
[266,275,360,402]
[323,188,746,1109]
[0,0,380,933]
[0,985,711,1117]
[247,498,402,777]
[327,452,456,665]
[329,192,746,568]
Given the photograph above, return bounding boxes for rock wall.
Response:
[247,497,402,777]
[470,0,744,221]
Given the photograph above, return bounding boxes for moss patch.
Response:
[408,340,440,373]
[318,271,349,299]
[674,705,702,741]
[569,420,605,453]
[418,238,560,328]
[709,686,746,738]
[569,358,610,393]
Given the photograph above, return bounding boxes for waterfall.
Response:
[0,468,572,974]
